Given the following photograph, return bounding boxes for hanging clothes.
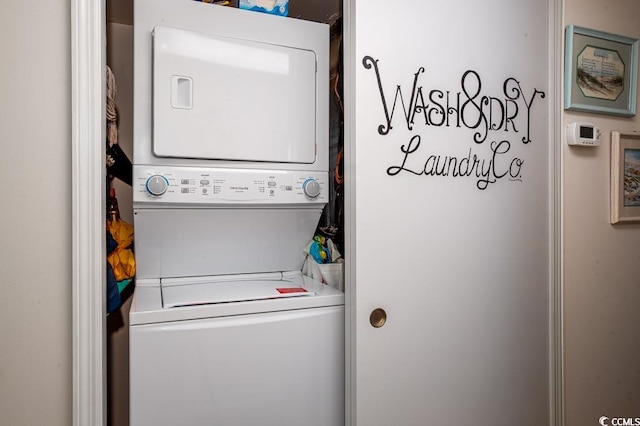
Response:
[106,66,133,185]
[105,66,135,313]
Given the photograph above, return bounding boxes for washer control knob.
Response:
[302,178,321,198]
[146,175,169,196]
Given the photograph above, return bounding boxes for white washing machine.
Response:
[130,1,344,425]
[130,273,344,426]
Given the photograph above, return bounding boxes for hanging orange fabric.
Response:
[107,218,136,282]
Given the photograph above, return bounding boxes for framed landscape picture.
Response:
[565,26,639,116]
[611,131,640,224]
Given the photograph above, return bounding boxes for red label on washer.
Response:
[276,287,308,294]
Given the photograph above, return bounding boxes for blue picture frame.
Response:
[565,25,639,117]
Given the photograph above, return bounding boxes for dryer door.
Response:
[152,26,317,164]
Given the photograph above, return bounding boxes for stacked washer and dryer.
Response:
[129,1,345,425]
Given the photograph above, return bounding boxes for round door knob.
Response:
[302,178,321,198]
[146,175,169,196]
[370,308,387,328]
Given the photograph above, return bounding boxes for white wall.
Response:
[563,1,640,424]
[0,1,72,425]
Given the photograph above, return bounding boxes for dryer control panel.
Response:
[133,166,328,205]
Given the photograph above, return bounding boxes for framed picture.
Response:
[565,25,639,116]
[611,131,640,224]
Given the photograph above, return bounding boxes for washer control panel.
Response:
[133,166,328,205]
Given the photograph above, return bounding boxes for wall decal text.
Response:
[362,55,545,190]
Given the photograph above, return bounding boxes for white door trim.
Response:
[343,0,356,423]
[549,1,565,425]
[71,0,106,425]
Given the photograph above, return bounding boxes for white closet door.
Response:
[349,1,551,425]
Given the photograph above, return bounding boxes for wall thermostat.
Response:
[566,122,601,146]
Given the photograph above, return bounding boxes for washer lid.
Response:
[161,272,316,308]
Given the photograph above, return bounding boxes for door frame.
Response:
[71,0,564,424]
[71,0,106,424]
[549,1,566,425]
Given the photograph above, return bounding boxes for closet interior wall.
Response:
[106,2,134,424]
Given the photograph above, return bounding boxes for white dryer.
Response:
[130,1,344,425]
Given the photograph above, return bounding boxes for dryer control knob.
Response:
[302,178,321,198]
[146,175,169,196]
